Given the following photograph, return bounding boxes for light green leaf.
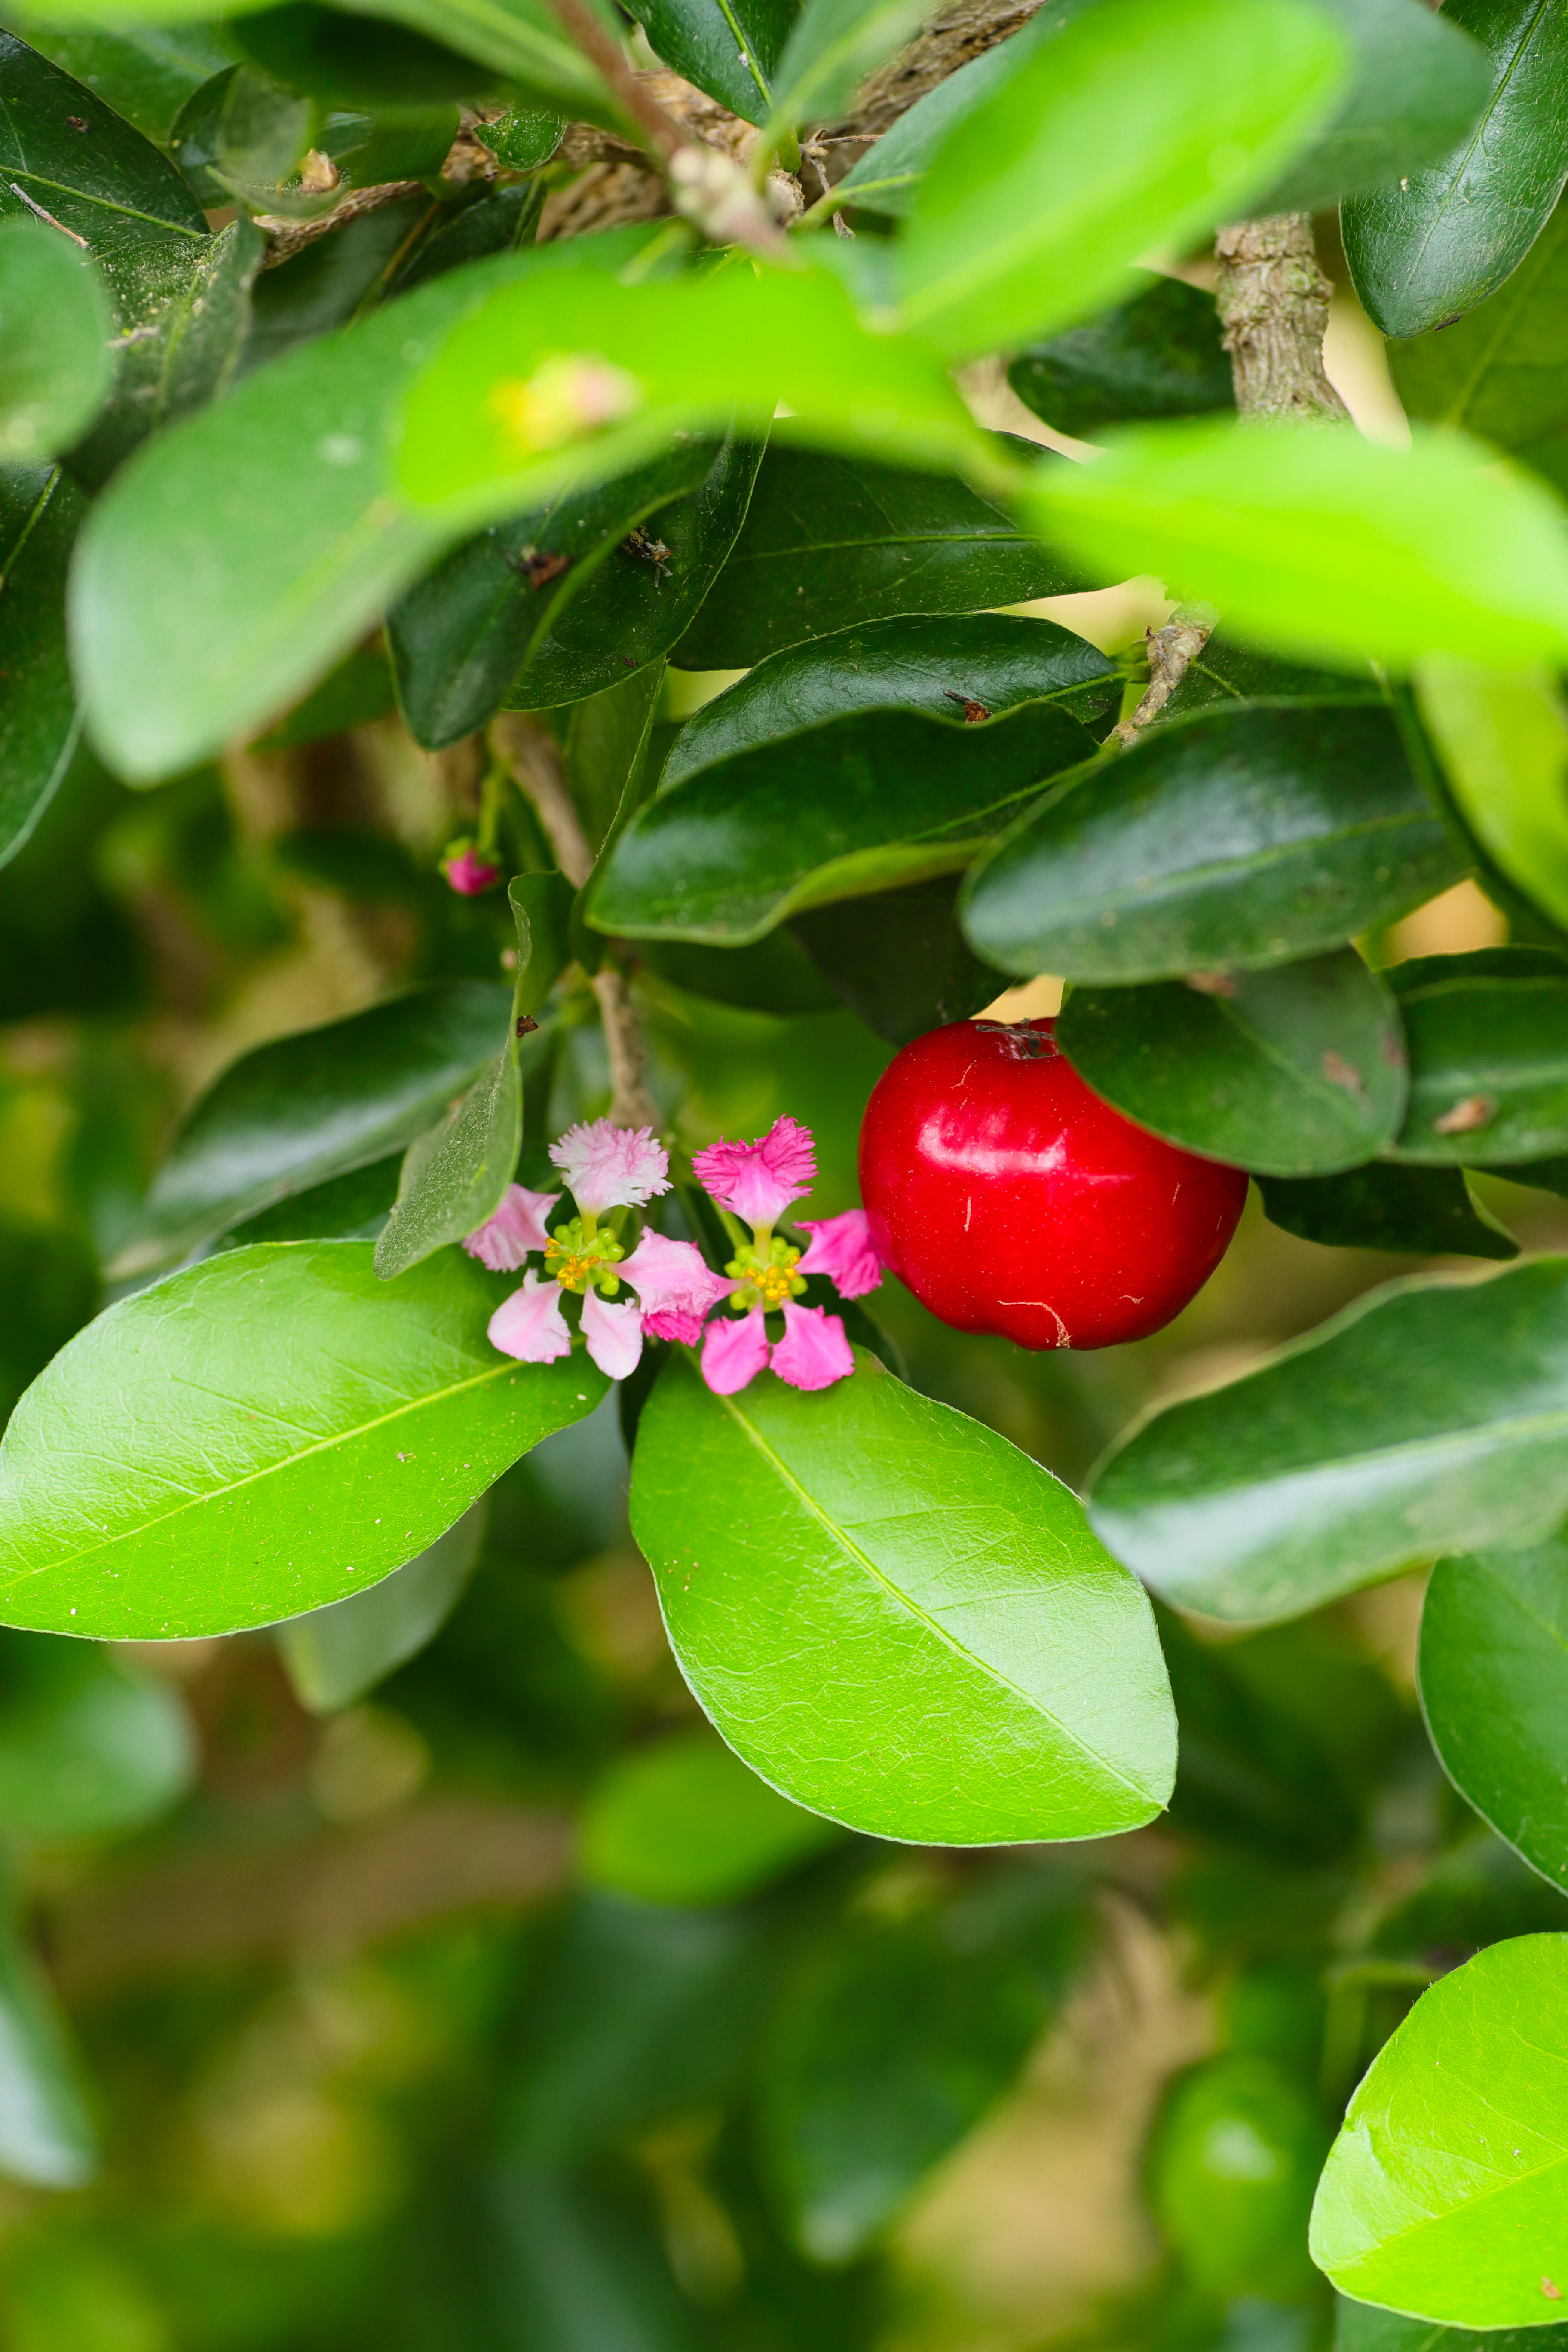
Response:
[276,1497,488,1713]
[1025,419,1568,672]
[0,218,110,464]
[1415,658,1568,933]
[0,1634,194,1840]
[579,1727,844,1906]
[629,1349,1176,1844]
[0,1907,95,2187]
[1087,1256,1568,1623]
[766,0,928,135]
[0,1241,607,1639]
[1309,1934,1568,2324]
[895,0,1348,361]
[1386,947,1568,1166]
[1336,2294,1568,2352]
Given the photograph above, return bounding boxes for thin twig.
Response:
[1113,603,1217,746]
[9,184,88,248]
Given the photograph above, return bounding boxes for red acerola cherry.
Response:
[858,1017,1247,1351]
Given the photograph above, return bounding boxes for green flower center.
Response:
[546,1216,625,1295]
[726,1237,805,1312]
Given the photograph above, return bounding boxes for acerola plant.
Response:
[0,0,1564,2340]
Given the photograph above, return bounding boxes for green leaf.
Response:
[623,0,797,125]
[230,3,499,113]
[759,1869,1090,2260]
[0,1212,98,1424]
[579,1727,843,1907]
[895,0,1348,361]
[1088,1256,1568,1623]
[1008,273,1233,441]
[237,190,441,373]
[0,1632,193,1839]
[1309,1933,1568,2324]
[1336,2295,1568,2352]
[629,1349,1176,1843]
[962,701,1464,983]
[1149,2053,1327,2296]
[791,876,1003,1044]
[674,442,1088,669]
[1161,630,1366,720]
[595,699,1095,946]
[1256,1164,1516,1259]
[0,1905,95,2187]
[1262,0,1492,216]
[276,1494,487,1712]
[0,1240,607,1639]
[71,230,667,783]
[1342,0,1568,339]
[1385,947,1568,1166]
[1025,418,1568,673]
[766,0,926,134]
[114,979,511,1276]
[1057,952,1408,1177]
[1,16,239,143]
[638,930,839,1016]
[391,257,992,536]
[478,100,564,168]
[221,1152,401,1246]
[253,640,395,750]
[0,463,84,871]
[665,612,1118,787]
[0,219,110,463]
[1414,657,1568,934]
[1420,1534,1568,1892]
[373,883,570,1280]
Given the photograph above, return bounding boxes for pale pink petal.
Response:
[582,1288,644,1381]
[620,1229,732,1326]
[549,1118,670,1215]
[487,1271,572,1363]
[795,1208,885,1300]
[700,1310,772,1395]
[692,1115,817,1230]
[463,1183,562,1271]
[770,1300,854,1391]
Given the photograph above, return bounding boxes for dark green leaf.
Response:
[230,2,498,112]
[0,1905,95,2187]
[672,442,1090,671]
[1256,1163,1516,1258]
[337,0,619,123]
[239,190,435,372]
[636,931,840,1015]
[1337,2293,1568,2352]
[1088,1255,1568,1623]
[665,613,1118,787]
[221,1152,401,1246]
[563,668,664,865]
[579,1727,843,1907]
[1008,273,1232,441]
[1161,630,1376,721]
[81,213,263,488]
[760,1870,1090,2260]
[0,218,110,463]
[1420,1533,1568,1891]
[1262,0,1491,215]
[0,1240,608,1638]
[1342,0,1568,338]
[1149,2053,1326,2296]
[115,979,511,1276]
[0,1631,193,1839]
[1371,1828,1568,1968]
[630,1349,1176,1842]
[1386,947,1568,1166]
[790,876,1002,1044]
[2,16,238,144]
[389,176,544,296]
[596,699,1095,946]
[1057,952,1408,1177]
[276,1494,487,1711]
[1309,1933,1568,2324]
[623,0,796,124]
[0,462,83,870]
[0,1212,98,1425]
[478,100,564,169]
[165,61,239,202]
[962,702,1465,984]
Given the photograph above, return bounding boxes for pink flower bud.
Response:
[795,1208,886,1300]
[463,1184,561,1272]
[441,842,502,896]
[692,1115,817,1232]
[487,1270,571,1363]
[770,1299,854,1391]
[700,1309,772,1395]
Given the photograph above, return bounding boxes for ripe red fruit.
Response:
[859,1017,1247,1351]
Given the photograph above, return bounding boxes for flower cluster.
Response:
[465,1114,887,1396]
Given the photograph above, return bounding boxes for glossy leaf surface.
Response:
[673,443,1087,668]
[1256,1164,1516,1259]
[117,981,511,1275]
[791,876,1003,1045]
[579,1727,842,1907]
[0,219,110,464]
[962,702,1463,983]
[596,700,1095,945]
[0,464,83,871]
[276,1497,488,1713]
[665,613,1117,786]
[1420,1533,1568,1891]
[1032,418,1568,672]
[1309,1934,1568,2323]
[1262,0,1492,216]
[1387,949,1568,1166]
[1008,274,1232,440]
[4,17,238,142]
[1089,1257,1568,1622]
[623,0,795,122]
[630,1350,1176,1843]
[1057,953,1409,1177]
[1342,0,1568,338]
[0,1242,606,1639]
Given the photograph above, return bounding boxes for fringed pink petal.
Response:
[795,1208,886,1300]
[691,1115,817,1230]
[770,1300,854,1391]
[487,1271,572,1363]
[549,1118,670,1216]
[463,1183,562,1271]
[700,1310,772,1395]
[620,1229,732,1326]
[581,1289,644,1381]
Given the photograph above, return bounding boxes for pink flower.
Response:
[692,1115,817,1232]
[582,1288,643,1380]
[620,1230,732,1343]
[442,844,502,896]
[770,1299,855,1390]
[549,1119,670,1216]
[463,1183,561,1271]
[701,1309,773,1395]
[487,1270,571,1363]
[796,1208,885,1300]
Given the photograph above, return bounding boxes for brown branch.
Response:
[1213,211,1348,423]
[1113,602,1217,747]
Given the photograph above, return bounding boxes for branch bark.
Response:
[1213,211,1348,423]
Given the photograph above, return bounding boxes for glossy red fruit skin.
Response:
[859,1017,1247,1351]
